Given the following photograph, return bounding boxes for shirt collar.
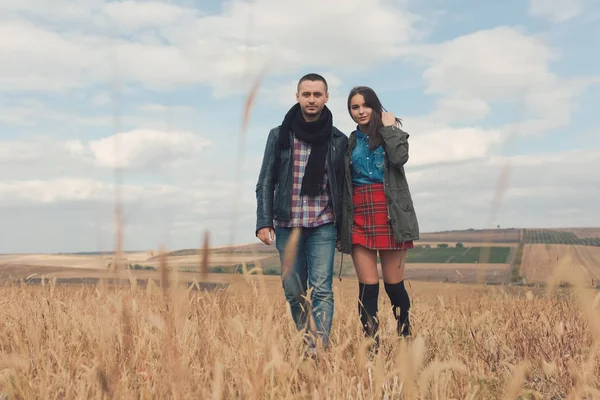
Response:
[356,127,368,140]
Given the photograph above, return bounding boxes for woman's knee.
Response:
[380,249,407,283]
[352,245,379,284]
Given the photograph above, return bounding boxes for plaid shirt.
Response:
[275,137,334,228]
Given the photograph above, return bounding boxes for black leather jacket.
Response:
[255,126,348,235]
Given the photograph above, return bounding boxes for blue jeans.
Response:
[275,223,336,348]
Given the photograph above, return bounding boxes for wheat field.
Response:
[521,244,600,286]
[1,260,599,399]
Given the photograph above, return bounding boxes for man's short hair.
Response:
[297,73,328,93]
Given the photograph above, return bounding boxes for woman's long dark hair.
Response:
[347,86,402,150]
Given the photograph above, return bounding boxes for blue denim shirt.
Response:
[351,129,385,187]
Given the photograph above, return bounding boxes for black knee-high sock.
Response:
[384,280,411,335]
[358,282,379,338]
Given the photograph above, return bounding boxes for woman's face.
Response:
[349,94,372,126]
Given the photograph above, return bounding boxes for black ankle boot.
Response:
[359,282,379,346]
[397,309,411,337]
[385,281,412,338]
[362,318,380,354]
[362,314,379,341]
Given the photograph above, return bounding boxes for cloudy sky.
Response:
[0,0,598,253]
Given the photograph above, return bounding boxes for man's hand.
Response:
[382,111,396,127]
[257,227,275,245]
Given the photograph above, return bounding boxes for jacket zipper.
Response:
[328,142,337,225]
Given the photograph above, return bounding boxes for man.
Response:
[255,73,348,353]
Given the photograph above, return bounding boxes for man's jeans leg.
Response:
[275,227,309,334]
[304,223,336,348]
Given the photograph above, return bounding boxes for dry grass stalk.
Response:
[281,228,301,281]
[95,366,112,397]
[159,246,170,296]
[120,294,133,366]
[502,360,529,399]
[200,230,210,280]
[112,202,124,278]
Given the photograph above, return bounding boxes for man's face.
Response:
[296,80,328,119]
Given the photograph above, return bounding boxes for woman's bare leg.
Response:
[379,249,407,284]
[351,244,379,283]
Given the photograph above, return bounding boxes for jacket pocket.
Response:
[389,201,418,238]
[399,208,419,237]
[388,188,414,210]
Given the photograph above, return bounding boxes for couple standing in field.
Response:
[255,73,419,356]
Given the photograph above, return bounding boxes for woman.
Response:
[340,86,419,348]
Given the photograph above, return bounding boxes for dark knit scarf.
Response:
[277,103,333,197]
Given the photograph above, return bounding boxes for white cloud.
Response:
[90,92,111,106]
[0,140,47,162]
[0,137,96,167]
[0,174,256,252]
[0,0,105,21]
[407,26,591,132]
[135,103,194,113]
[417,27,557,100]
[406,148,600,231]
[64,140,86,156]
[85,129,211,169]
[404,119,504,166]
[0,128,211,183]
[0,0,417,93]
[0,20,105,91]
[0,96,213,134]
[431,96,490,123]
[0,112,32,127]
[0,137,97,183]
[0,102,112,127]
[0,173,245,208]
[0,178,114,203]
[529,0,583,22]
[102,1,198,32]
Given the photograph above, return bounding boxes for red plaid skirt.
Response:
[352,183,414,251]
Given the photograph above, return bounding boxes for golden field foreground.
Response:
[1,269,600,399]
